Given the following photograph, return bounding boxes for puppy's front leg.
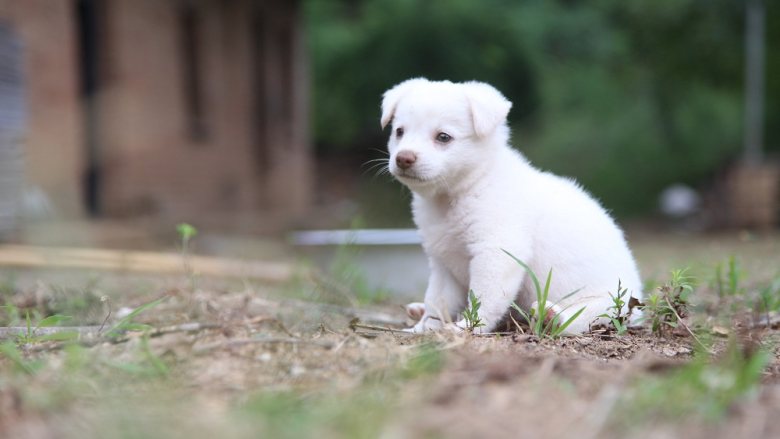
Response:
[411,259,466,332]
[463,249,528,332]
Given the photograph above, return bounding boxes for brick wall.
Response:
[0,0,311,224]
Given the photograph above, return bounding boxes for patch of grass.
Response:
[46,282,104,323]
[311,217,391,305]
[239,386,394,439]
[0,301,22,326]
[622,339,769,423]
[401,343,445,379]
[713,256,745,298]
[0,341,45,375]
[329,240,390,305]
[15,312,78,344]
[754,275,780,320]
[503,250,585,338]
[238,342,442,439]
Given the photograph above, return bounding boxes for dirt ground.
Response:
[1,231,780,438]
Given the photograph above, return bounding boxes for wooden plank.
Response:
[0,245,296,282]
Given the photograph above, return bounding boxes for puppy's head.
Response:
[380,78,512,193]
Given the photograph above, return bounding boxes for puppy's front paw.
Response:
[404,302,426,322]
[405,314,443,333]
[452,319,488,334]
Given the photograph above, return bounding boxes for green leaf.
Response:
[35,314,71,330]
[106,297,166,337]
[176,223,198,240]
[552,306,586,337]
[140,334,169,376]
[542,268,553,304]
[502,249,541,299]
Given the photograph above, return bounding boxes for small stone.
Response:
[711,326,730,337]
[290,364,306,377]
[662,347,678,357]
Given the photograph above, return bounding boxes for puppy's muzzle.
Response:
[396,150,417,170]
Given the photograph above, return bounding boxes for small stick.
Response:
[98,296,112,335]
[349,320,411,334]
[1,322,222,347]
[102,322,223,345]
[750,313,780,329]
[665,297,713,354]
[0,326,102,340]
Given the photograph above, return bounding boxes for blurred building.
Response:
[0,0,311,225]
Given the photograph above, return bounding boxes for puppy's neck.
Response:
[419,142,504,200]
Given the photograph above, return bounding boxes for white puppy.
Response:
[381,78,642,334]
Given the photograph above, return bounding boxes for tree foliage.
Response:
[305,0,779,216]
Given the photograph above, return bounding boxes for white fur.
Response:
[381,78,642,334]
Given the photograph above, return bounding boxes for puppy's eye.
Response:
[395,127,404,138]
[435,132,453,143]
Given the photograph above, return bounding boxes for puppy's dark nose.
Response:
[396,150,417,170]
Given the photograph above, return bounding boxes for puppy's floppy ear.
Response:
[463,81,512,137]
[381,78,428,129]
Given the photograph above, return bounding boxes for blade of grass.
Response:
[502,249,541,295]
[106,297,166,337]
[552,306,586,337]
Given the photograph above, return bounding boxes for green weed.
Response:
[14,312,78,344]
[176,222,198,290]
[503,250,585,338]
[176,222,198,251]
[461,290,485,332]
[317,217,390,305]
[754,276,780,319]
[597,280,632,335]
[640,268,694,337]
[0,302,21,326]
[713,256,745,298]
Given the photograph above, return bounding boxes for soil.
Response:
[1,278,779,439]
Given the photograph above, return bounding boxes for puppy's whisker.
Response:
[362,161,394,182]
[361,159,390,177]
[362,157,389,165]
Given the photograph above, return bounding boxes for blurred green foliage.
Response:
[305,0,779,216]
